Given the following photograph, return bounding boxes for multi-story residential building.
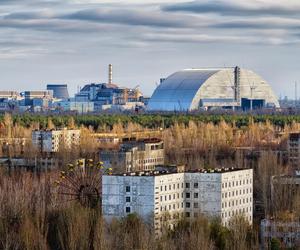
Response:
[288,132,300,175]
[100,138,164,172]
[102,168,253,233]
[260,216,300,249]
[185,169,253,226]
[32,128,80,153]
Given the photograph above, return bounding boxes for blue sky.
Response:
[0,0,299,98]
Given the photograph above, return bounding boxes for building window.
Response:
[186,202,191,208]
[194,182,198,188]
[126,196,131,202]
[126,186,130,192]
[194,202,199,208]
[194,193,198,198]
[186,192,190,198]
[126,207,131,213]
[186,183,190,188]
[186,212,190,217]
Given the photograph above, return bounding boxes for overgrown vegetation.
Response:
[0,169,258,250]
[0,113,299,249]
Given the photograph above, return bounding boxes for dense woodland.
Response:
[0,113,299,249]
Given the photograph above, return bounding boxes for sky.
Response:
[0,0,299,98]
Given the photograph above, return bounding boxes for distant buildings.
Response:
[47,84,69,99]
[75,82,144,112]
[147,67,279,111]
[102,167,253,233]
[260,216,300,249]
[32,128,81,153]
[100,138,164,172]
[0,65,147,114]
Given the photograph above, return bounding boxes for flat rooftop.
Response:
[109,167,251,177]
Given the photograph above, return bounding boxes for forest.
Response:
[0,113,299,249]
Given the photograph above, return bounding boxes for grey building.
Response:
[100,139,164,173]
[147,67,279,111]
[102,168,253,234]
[47,84,69,99]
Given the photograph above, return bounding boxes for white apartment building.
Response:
[32,128,80,153]
[102,168,253,233]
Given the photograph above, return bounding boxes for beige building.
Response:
[32,128,80,153]
[100,138,164,172]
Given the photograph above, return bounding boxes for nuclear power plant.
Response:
[0,65,280,113]
[147,67,279,111]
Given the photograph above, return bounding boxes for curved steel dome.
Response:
[147,67,279,111]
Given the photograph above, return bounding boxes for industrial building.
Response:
[32,128,81,153]
[147,67,279,111]
[47,84,69,99]
[75,65,144,111]
[102,167,253,233]
[100,138,165,172]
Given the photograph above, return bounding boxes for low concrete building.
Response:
[102,168,253,233]
[32,128,80,153]
[100,138,164,172]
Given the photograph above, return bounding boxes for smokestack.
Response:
[108,64,113,84]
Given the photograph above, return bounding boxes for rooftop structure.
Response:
[102,168,253,234]
[147,67,279,111]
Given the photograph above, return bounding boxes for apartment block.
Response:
[288,133,300,175]
[32,128,80,153]
[100,138,164,172]
[102,168,253,233]
[261,218,300,249]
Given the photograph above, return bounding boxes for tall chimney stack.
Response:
[108,64,113,84]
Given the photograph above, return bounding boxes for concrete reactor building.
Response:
[47,84,69,99]
[147,66,279,111]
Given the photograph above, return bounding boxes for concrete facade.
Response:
[100,139,164,172]
[102,168,253,233]
[260,218,300,249]
[288,132,300,175]
[32,128,80,153]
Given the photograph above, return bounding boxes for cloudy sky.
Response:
[0,0,299,98]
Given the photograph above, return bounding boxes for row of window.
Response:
[222,179,252,189]
[221,208,251,218]
[222,188,252,198]
[138,157,164,164]
[222,198,252,208]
